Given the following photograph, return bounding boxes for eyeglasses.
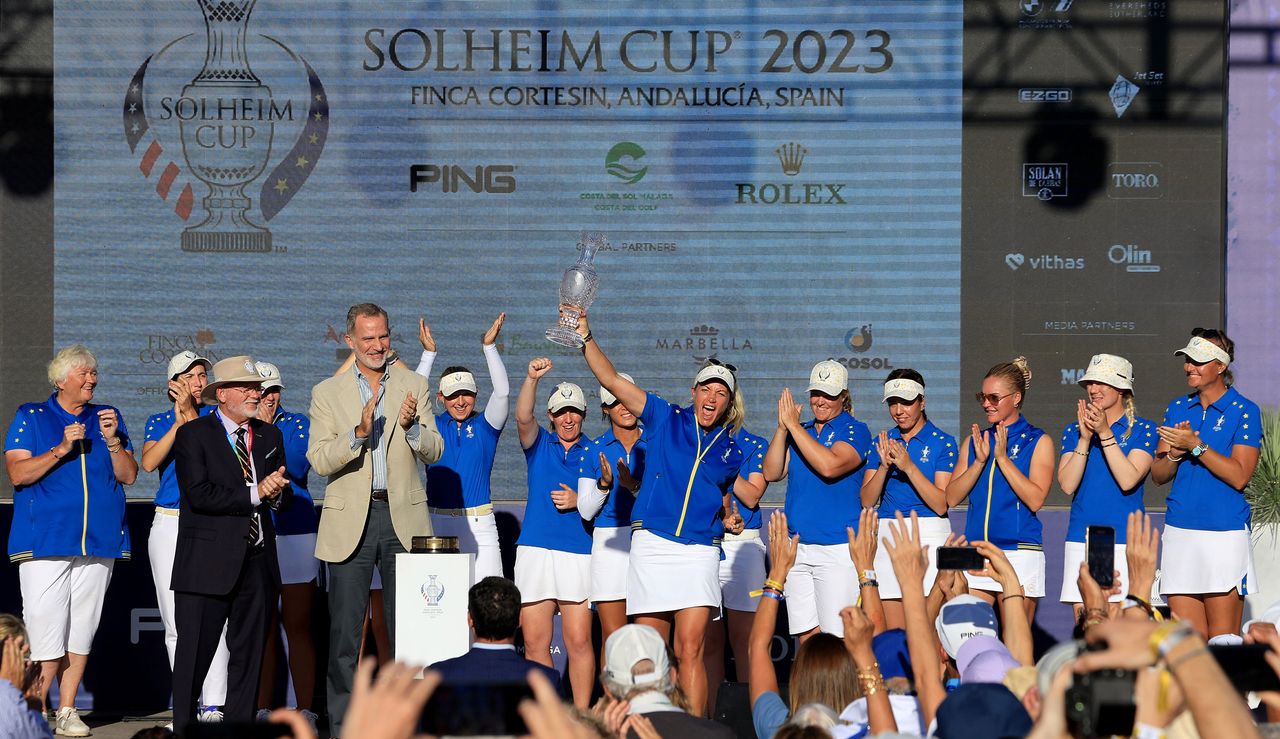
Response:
[705,357,738,373]
[975,392,1013,406]
[224,385,263,396]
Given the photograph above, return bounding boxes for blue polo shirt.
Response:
[6,394,133,562]
[962,416,1046,551]
[1061,416,1156,543]
[518,427,593,554]
[865,420,958,519]
[1162,387,1263,531]
[782,412,873,545]
[144,404,216,509]
[630,393,745,547]
[426,412,502,510]
[579,428,647,529]
[270,408,318,536]
[731,427,768,531]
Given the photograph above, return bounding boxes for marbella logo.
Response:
[655,325,754,365]
[734,142,846,206]
[123,0,328,252]
[605,142,648,185]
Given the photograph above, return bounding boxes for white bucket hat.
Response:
[167,350,212,380]
[1174,336,1230,366]
[808,359,847,396]
[548,382,587,413]
[600,373,634,406]
[1076,354,1133,391]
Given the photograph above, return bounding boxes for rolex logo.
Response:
[775,142,807,176]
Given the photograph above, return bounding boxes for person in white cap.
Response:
[861,368,958,629]
[945,357,1054,621]
[600,624,734,739]
[573,312,761,717]
[413,313,510,581]
[1056,353,1158,616]
[1153,328,1262,638]
[514,357,595,707]
[4,346,137,735]
[139,350,231,723]
[762,359,872,639]
[576,372,646,660]
[252,362,320,729]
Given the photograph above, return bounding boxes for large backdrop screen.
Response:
[51,0,1221,503]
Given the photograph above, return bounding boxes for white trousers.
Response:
[20,556,113,661]
[148,510,230,706]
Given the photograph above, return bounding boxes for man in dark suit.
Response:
[431,577,561,690]
[171,355,291,731]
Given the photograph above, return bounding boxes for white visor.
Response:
[1174,336,1230,366]
[882,378,925,403]
[694,364,735,392]
[439,370,478,397]
[601,373,633,406]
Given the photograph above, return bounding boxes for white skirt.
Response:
[590,526,631,603]
[874,516,951,599]
[719,533,767,612]
[276,533,320,585]
[514,545,591,604]
[1059,541,1129,603]
[1160,524,1257,596]
[627,530,721,615]
[965,549,1046,598]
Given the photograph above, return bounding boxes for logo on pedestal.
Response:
[421,575,446,607]
[122,0,329,252]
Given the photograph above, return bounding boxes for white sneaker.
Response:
[54,706,90,737]
[197,706,224,723]
[256,708,272,722]
[299,708,319,733]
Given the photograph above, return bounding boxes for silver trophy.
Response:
[546,231,605,348]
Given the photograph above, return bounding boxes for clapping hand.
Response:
[875,431,891,469]
[356,394,377,439]
[616,459,640,494]
[777,389,802,432]
[969,424,990,464]
[1157,421,1198,453]
[596,452,614,490]
[992,424,1009,460]
[1076,400,1095,442]
[885,439,913,472]
[259,466,289,502]
[552,484,578,511]
[397,391,418,430]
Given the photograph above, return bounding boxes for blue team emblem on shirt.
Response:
[1214,415,1225,433]
[824,430,835,446]
[920,445,931,463]
[1009,443,1021,460]
[465,424,474,439]
[421,575,445,606]
[722,446,732,463]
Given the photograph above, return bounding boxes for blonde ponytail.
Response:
[1122,393,1137,442]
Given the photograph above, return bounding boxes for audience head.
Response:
[467,576,520,641]
[936,594,999,659]
[0,612,27,645]
[790,632,860,717]
[956,635,1020,684]
[776,704,839,739]
[601,624,673,700]
[933,683,1032,739]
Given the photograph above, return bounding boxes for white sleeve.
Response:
[415,350,436,380]
[578,475,606,521]
[482,343,510,430]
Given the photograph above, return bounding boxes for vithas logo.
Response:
[1005,252,1084,270]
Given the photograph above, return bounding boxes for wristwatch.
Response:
[1190,443,1208,458]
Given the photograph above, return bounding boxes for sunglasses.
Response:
[705,357,738,373]
[974,392,1014,406]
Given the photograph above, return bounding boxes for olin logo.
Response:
[410,164,516,193]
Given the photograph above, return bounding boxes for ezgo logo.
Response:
[837,325,892,371]
[605,142,648,185]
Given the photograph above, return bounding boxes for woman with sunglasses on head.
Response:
[860,369,957,630]
[1152,329,1262,638]
[762,360,873,641]
[414,313,510,580]
[515,357,595,707]
[945,357,1055,620]
[575,313,762,717]
[576,372,646,659]
[1056,354,1157,617]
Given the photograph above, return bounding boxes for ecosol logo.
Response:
[1107,162,1163,199]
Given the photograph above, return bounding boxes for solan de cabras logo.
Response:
[122,0,328,252]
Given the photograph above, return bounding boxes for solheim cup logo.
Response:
[122,0,329,252]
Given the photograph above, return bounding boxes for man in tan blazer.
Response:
[307,302,443,738]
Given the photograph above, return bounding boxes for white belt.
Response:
[154,506,179,517]
[722,528,761,542]
[429,504,494,517]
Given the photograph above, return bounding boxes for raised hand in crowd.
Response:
[1075,562,1121,633]
[521,669,600,739]
[882,511,946,727]
[418,316,436,352]
[972,540,1033,666]
[1,634,41,712]
[266,708,320,739]
[340,659,439,739]
[839,604,897,735]
[847,507,884,633]
[1124,511,1160,617]
[482,312,506,346]
[747,512,799,709]
[1075,619,1260,739]
[1133,663,1186,735]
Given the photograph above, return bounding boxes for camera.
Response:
[1065,662,1136,738]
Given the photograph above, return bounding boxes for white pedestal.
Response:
[395,552,474,666]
